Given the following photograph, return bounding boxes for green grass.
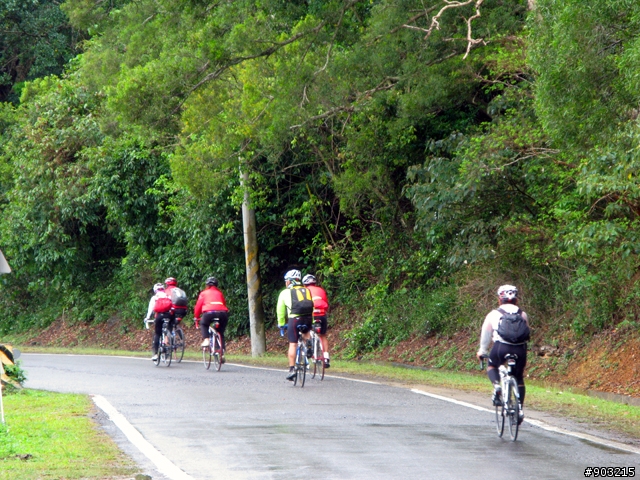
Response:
[0,389,137,479]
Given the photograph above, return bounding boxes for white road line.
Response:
[92,395,194,480]
[411,389,493,413]
[411,388,640,455]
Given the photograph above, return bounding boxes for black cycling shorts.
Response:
[173,307,187,321]
[312,315,328,335]
[287,315,312,343]
[488,341,527,384]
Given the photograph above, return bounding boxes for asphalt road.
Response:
[21,354,638,480]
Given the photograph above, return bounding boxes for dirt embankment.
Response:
[22,318,640,398]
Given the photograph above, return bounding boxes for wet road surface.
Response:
[21,354,637,479]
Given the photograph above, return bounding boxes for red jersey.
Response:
[306,285,329,317]
[194,286,229,318]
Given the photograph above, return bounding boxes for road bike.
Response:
[171,321,185,363]
[309,323,325,380]
[203,319,223,371]
[293,324,310,387]
[481,354,522,441]
[155,317,173,367]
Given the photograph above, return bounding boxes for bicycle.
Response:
[481,354,522,441]
[154,317,173,367]
[309,323,325,380]
[202,318,223,371]
[293,324,310,387]
[171,320,185,363]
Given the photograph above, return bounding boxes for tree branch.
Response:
[289,77,399,130]
[400,0,486,59]
[171,22,327,115]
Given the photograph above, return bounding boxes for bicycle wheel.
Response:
[293,346,299,386]
[297,347,306,387]
[174,328,185,363]
[312,336,324,380]
[507,378,519,441]
[213,332,222,371]
[495,403,505,437]
[202,341,212,370]
[310,336,318,379]
[162,332,173,367]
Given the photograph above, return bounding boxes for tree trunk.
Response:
[241,168,267,356]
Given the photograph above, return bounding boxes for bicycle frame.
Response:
[498,354,521,441]
[293,325,309,387]
[203,320,223,371]
[309,328,325,380]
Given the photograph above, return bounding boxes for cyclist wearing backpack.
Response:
[194,277,229,362]
[302,273,331,368]
[164,277,188,326]
[277,269,314,381]
[144,283,174,361]
[476,284,530,424]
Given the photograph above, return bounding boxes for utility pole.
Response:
[241,167,266,356]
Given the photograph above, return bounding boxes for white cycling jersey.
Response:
[477,303,529,356]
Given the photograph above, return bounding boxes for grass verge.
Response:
[17,346,640,441]
[0,389,137,480]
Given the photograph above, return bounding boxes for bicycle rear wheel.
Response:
[213,332,222,371]
[202,343,212,370]
[507,378,519,441]
[162,333,172,367]
[311,337,318,379]
[174,328,185,362]
[297,349,306,387]
[293,346,299,386]
[315,336,325,380]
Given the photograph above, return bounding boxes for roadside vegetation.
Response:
[0,389,136,479]
[1,0,640,415]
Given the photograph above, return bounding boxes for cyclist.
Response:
[302,273,331,368]
[164,277,188,327]
[194,277,229,362]
[277,269,314,381]
[476,284,529,424]
[144,283,174,361]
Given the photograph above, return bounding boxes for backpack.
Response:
[496,307,530,344]
[154,296,173,313]
[290,287,314,316]
[170,287,188,307]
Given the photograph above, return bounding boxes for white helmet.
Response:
[302,274,317,285]
[497,285,518,301]
[284,269,302,282]
[153,283,165,293]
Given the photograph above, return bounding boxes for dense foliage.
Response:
[1,0,640,353]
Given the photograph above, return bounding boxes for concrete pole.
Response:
[241,167,266,356]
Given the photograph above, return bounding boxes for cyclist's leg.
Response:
[168,311,176,334]
[315,315,330,365]
[487,343,504,404]
[152,315,163,357]
[216,311,229,354]
[512,343,527,405]
[286,317,299,380]
[200,312,215,346]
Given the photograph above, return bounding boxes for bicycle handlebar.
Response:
[479,354,488,370]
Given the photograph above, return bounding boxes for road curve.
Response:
[21,354,637,480]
